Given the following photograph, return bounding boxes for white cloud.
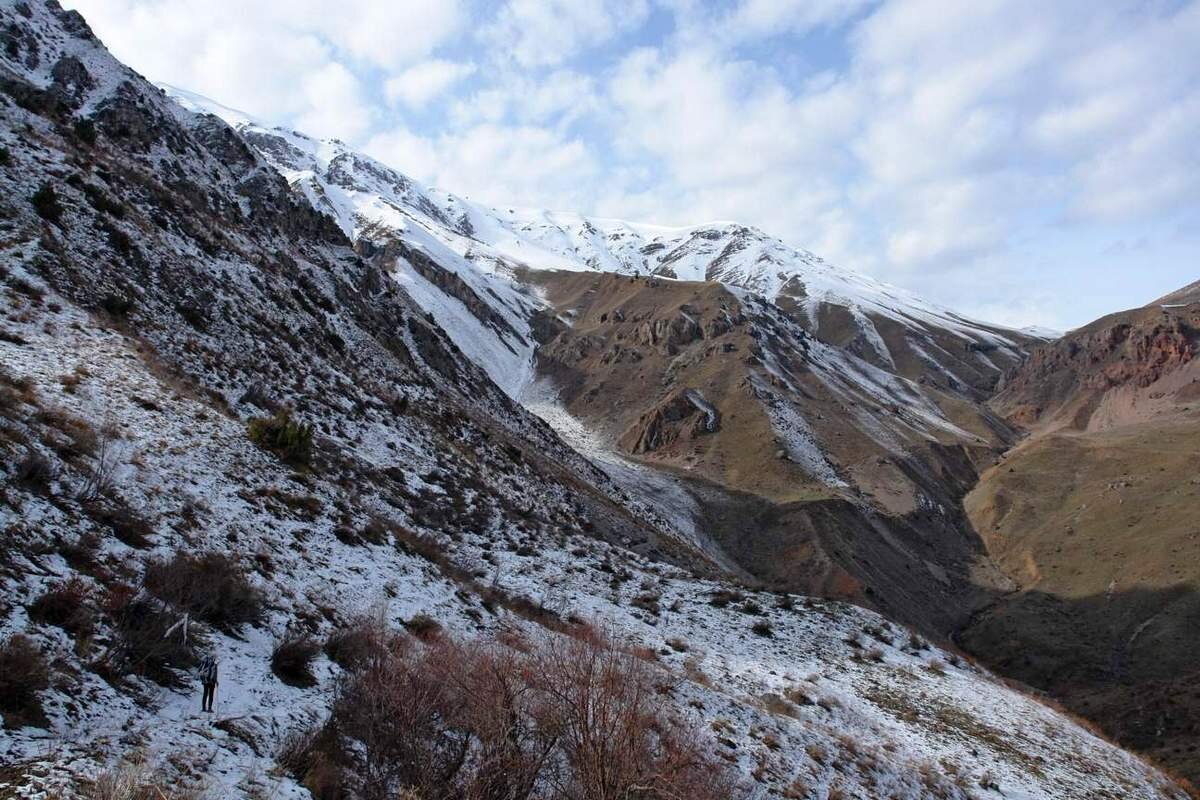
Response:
[295,62,372,141]
[485,0,650,67]
[62,0,466,138]
[722,0,876,40]
[385,60,476,109]
[450,70,599,127]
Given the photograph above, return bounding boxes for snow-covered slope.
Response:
[0,4,1183,799]
[165,87,1043,402]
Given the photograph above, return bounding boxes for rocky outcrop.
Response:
[620,388,721,454]
[993,301,1200,429]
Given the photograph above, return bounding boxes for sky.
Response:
[62,0,1200,330]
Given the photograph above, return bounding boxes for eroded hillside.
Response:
[961,291,1200,783]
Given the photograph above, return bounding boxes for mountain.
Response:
[960,286,1200,782]
[168,87,1052,639]
[167,85,1042,403]
[0,2,1190,799]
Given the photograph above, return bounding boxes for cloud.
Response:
[62,0,466,136]
[385,60,476,109]
[295,62,372,140]
[719,0,876,40]
[484,0,650,67]
[369,123,601,211]
[62,0,1200,328]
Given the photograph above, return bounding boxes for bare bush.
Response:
[272,632,321,687]
[101,584,198,686]
[143,551,265,632]
[402,613,442,640]
[533,633,734,800]
[30,577,94,637]
[0,634,50,728]
[77,421,121,502]
[80,496,154,549]
[15,448,57,490]
[314,627,738,800]
[324,611,403,672]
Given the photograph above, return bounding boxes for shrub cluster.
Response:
[272,632,321,687]
[143,551,265,633]
[285,628,737,800]
[102,583,198,686]
[0,634,50,728]
[30,577,94,637]
[248,410,313,465]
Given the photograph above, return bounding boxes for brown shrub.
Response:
[402,613,441,640]
[14,448,56,490]
[272,632,321,687]
[29,577,94,637]
[102,584,198,686]
[0,634,50,728]
[248,410,313,465]
[276,724,348,799]
[80,496,154,549]
[325,613,404,672]
[320,628,739,800]
[143,551,265,632]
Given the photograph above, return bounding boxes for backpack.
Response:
[199,655,218,684]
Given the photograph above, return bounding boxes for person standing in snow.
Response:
[198,652,218,713]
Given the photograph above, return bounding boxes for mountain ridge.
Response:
[0,3,1190,798]
[164,84,1046,403]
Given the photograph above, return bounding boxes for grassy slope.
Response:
[962,401,1200,782]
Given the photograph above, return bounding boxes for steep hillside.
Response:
[961,285,1200,783]
[991,301,1200,432]
[0,2,1190,799]
[2,2,1189,799]
[523,269,1016,635]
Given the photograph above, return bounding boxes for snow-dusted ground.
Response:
[0,270,1187,800]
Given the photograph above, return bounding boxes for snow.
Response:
[0,4,1187,794]
[160,87,1045,407]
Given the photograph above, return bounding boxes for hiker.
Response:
[198,652,218,713]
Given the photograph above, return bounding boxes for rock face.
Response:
[992,303,1200,431]
[622,388,721,454]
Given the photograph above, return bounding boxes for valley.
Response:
[0,2,1197,798]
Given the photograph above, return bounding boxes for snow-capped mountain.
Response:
[167,86,1043,403]
[0,3,1187,799]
